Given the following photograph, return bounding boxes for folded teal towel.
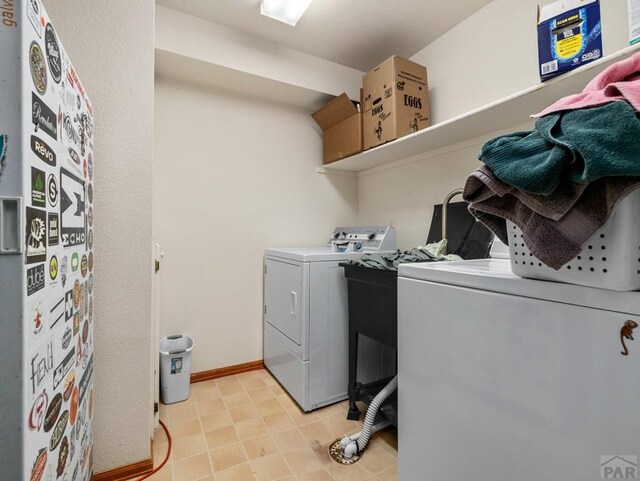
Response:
[480,101,640,195]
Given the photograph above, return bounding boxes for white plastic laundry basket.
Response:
[159,335,194,404]
[508,188,640,291]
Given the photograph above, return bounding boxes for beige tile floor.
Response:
[149,369,398,481]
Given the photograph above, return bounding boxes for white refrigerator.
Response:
[0,1,95,480]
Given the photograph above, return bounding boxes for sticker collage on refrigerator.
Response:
[24,1,95,480]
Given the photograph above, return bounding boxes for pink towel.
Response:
[533,51,640,117]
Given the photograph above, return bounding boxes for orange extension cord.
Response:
[136,420,172,480]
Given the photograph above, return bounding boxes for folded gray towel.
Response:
[469,166,589,221]
[463,167,640,269]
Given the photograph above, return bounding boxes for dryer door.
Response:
[265,258,303,346]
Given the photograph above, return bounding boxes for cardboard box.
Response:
[630,0,640,45]
[312,93,363,164]
[362,56,429,151]
[537,0,602,82]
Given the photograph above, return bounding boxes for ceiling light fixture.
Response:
[260,0,314,26]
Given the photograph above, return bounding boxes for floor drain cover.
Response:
[329,438,361,465]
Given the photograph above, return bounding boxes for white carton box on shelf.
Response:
[630,0,640,45]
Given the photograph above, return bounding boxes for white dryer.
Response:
[264,226,396,411]
[398,259,640,481]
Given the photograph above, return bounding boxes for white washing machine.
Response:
[264,226,396,411]
[398,258,640,481]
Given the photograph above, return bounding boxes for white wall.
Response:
[359,0,630,249]
[43,0,154,474]
[358,124,531,249]
[154,78,358,373]
[155,6,364,105]
[153,0,632,371]
[411,0,629,124]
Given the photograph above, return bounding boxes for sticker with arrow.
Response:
[60,168,86,248]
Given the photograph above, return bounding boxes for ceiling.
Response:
[155,0,493,71]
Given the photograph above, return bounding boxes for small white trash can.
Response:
[159,335,194,404]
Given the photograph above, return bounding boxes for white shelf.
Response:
[322,44,640,173]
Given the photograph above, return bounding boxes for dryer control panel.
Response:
[328,226,396,252]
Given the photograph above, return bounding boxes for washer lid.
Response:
[265,247,388,262]
[398,259,640,315]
